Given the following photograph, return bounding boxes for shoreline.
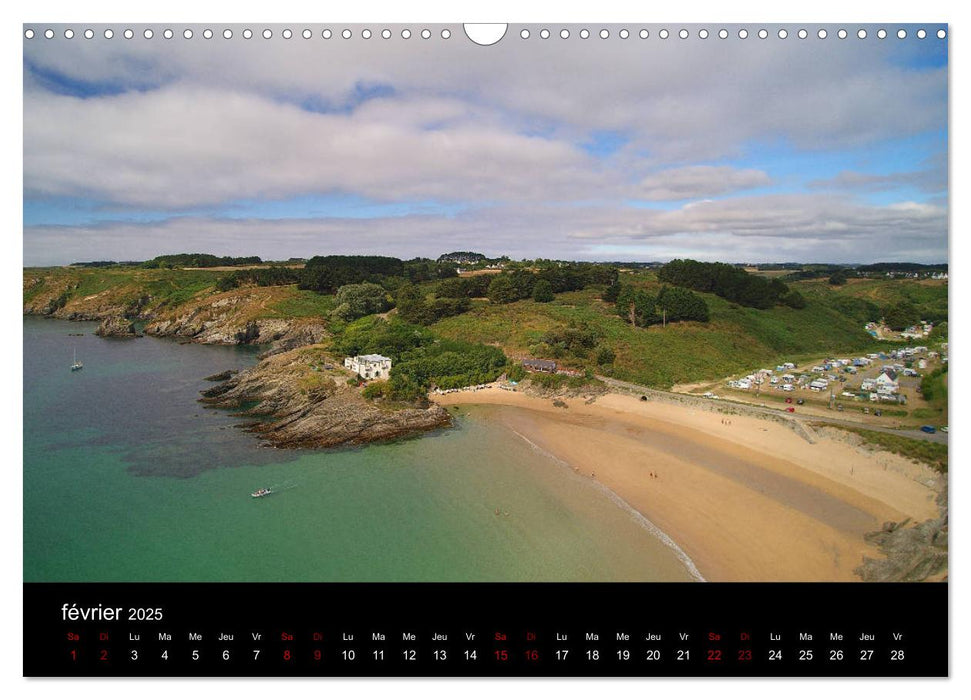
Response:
[433,387,941,582]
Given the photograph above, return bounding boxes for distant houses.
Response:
[344,354,392,380]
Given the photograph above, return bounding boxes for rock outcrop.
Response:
[855,483,948,582]
[200,344,451,449]
[95,316,143,338]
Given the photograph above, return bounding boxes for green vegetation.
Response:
[262,290,337,319]
[392,340,507,396]
[328,316,506,400]
[432,283,887,388]
[332,283,392,322]
[395,284,471,325]
[216,266,302,291]
[538,322,600,359]
[436,275,492,298]
[918,365,948,425]
[298,255,456,294]
[142,253,262,268]
[25,257,946,396]
[437,251,486,264]
[615,284,709,327]
[883,301,922,331]
[657,259,793,309]
[361,381,389,400]
[796,277,947,325]
[824,426,948,473]
[532,279,555,303]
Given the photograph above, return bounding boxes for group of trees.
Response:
[485,263,618,305]
[882,301,923,331]
[214,255,459,295]
[614,284,710,328]
[395,284,471,325]
[657,259,805,310]
[437,251,487,264]
[389,340,508,398]
[540,323,600,358]
[142,253,262,269]
[435,275,493,299]
[215,266,302,291]
[332,283,393,322]
[297,255,406,294]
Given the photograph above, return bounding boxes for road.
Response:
[598,376,949,445]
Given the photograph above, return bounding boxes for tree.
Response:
[532,279,555,303]
[333,283,392,321]
[602,280,621,303]
[656,286,709,323]
[487,274,522,304]
[781,290,807,309]
[883,301,921,331]
[596,346,616,365]
[395,284,470,325]
[828,270,849,285]
[615,285,657,327]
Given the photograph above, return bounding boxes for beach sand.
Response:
[431,388,940,581]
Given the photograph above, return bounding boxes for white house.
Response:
[344,354,392,380]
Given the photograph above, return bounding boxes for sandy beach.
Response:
[431,387,941,582]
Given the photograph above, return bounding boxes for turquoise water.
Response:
[23,316,692,582]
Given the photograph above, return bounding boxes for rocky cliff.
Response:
[95,316,143,338]
[24,269,327,351]
[200,344,451,449]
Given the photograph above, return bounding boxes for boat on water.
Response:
[70,348,83,372]
[251,488,272,498]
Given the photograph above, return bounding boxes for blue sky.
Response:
[23,23,948,265]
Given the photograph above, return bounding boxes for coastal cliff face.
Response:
[200,344,452,449]
[24,269,327,351]
[95,316,143,338]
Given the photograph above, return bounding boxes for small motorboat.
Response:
[251,488,272,498]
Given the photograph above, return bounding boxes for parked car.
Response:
[920,425,936,434]
[785,397,793,404]
[786,407,795,413]
[796,399,805,405]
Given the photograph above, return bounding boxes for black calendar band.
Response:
[24,582,947,677]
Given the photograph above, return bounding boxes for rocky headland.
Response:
[199,344,451,449]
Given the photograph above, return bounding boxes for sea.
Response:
[23,316,694,582]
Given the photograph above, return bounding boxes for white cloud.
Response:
[808,168,947,194]
[23,193,947,266]
[636,165,771,201]
[24,86,606,208]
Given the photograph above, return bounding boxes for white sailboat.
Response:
[70,348,83,372]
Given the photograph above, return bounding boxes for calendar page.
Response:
[22,20,948,677]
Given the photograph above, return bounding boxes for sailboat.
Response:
[70,348,83,372]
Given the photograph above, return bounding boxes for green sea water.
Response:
[23,316,693,582]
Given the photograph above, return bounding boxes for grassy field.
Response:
[23,266,223,311]
[795,277,948,323]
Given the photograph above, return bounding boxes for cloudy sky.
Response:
[23,23,948,265]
